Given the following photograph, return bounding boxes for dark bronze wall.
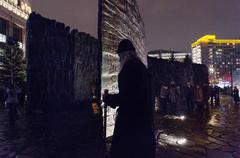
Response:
[27,12,101,112]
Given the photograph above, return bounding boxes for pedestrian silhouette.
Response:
[232,86,239,105]
[168,81,178,115]
[160,84,169,114]
[214,86,220,106]
[103,39,156,158]
[0,87,6,109]
[5,84,21,125]
[194,84,204,118]
[184,82,194,114]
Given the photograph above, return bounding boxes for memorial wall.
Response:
[27,13,101,111]
[99,0,146,92]
[98,0,146,136]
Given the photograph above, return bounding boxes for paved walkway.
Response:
[0,108,105,158]
[0,95,239,158]
[155,95,240,158]
[0,110,28,158]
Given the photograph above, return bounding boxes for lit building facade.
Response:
[192,35,240,86]
[148,49,191,62]
[0,0,31,52]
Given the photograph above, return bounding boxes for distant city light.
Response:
[179,115,185,121]
[0,0,31,20]
[209,67,214,73]
[192,35,240,86]
[192,45,202,64]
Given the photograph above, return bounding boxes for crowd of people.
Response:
[158,81,222,117]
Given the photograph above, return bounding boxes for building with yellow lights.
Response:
[0,0,31,51]
[192,35,240,86]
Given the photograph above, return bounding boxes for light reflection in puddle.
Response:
[208,114,218,126]
[164,115,186,121]
[156,132,187,146]
[177,138,187,145]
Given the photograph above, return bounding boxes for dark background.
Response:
[31,0,240,52]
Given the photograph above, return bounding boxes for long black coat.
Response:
[106,58,156,158]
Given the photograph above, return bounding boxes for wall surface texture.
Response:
[27,12,101,112]
[99,0,146,92]
[98,0,146,137]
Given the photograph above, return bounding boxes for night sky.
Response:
[31,0,240,52]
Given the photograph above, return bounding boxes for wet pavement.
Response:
[0,110,28,158]
[0,108,105,158]
[155,95,240,158]
[0,95,239,158]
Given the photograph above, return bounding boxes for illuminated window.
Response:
[192,45,202,64]
[0,34,6,43]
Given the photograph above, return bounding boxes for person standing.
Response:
[5,84,21,125]
[194,84,204,117]
[214,86,220,107]
[202,83,210,112]
[168,82,178,115]
[0,87,6,109]
[103,39,155,158]
[184,82,194,114]
[210,85,215,107]
[232,86,239,105]
[160,84,169,114]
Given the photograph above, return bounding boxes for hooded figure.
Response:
[104,39,156,158]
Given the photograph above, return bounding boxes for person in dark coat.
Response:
[168,81,178,115]
[194,84,204,117]
[103,39,156,158]
[214,86,220,106]
[184,82,194,114]
[0,87,6,109]
[202,83,210,112]
[232,86,239,105]
[210,85,215,107]
[160,84,169,114]
[5,84,21,125]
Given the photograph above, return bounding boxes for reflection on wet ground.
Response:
[156,131,187,146]
[155,95,240,158]
[0,95,239,158]
[0,108,105,158]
